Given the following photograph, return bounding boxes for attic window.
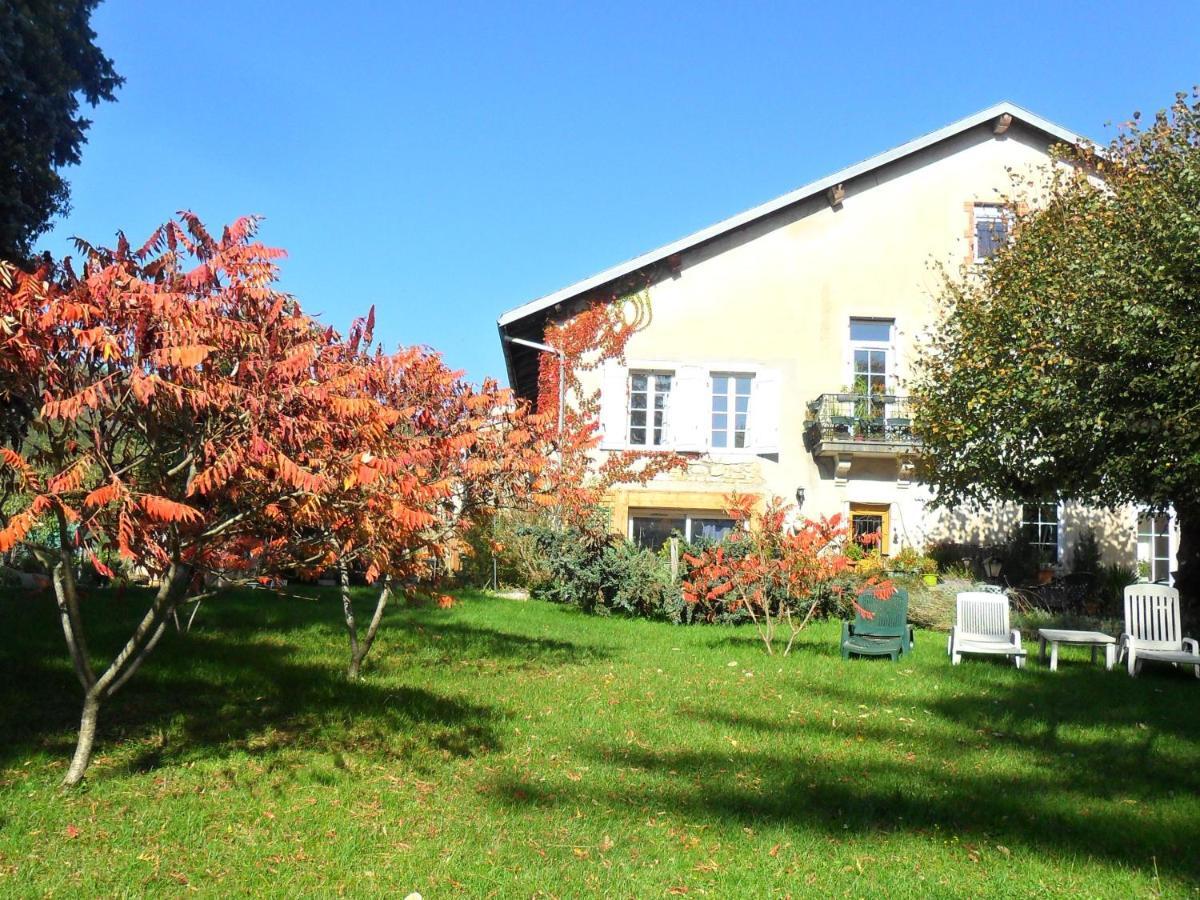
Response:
[973,204,1011,261]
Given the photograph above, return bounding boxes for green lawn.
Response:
[2,588,1199,897]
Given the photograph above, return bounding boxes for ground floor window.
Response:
[1137,513,1172,583]
[1022,502,1060,565]
[849,503,890,554]
[628,510,736,550]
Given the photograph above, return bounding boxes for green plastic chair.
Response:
[841,587,913,661]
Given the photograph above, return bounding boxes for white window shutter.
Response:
[599,360,627,450]
[670,365,707,452]
[751,369,781,453]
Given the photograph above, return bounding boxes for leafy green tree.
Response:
[914,90,1200,615]
[0,0,122,261]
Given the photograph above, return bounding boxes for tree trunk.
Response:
[1174,504,1200,629]
[58,560,191,787]
[348,580,391,680]
[62,692,101,787]
[340,561,361,679]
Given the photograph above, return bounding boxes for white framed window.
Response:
[1021,502,1060,565]
[628,509,737,550]
[710,373,753,450]
[1137,514,1172,583]
[628,371,672,447]
[849,318,894,419]
[973,204,1012,261]
[849,319,893,395]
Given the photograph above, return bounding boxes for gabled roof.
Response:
[497,101,1089,396]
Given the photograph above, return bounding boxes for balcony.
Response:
[804,393,920,483]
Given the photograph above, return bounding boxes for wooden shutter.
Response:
[750,368,781,453]
[599,360,627,450]
[670,365,707,452]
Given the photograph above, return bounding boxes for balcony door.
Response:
[849,318,894,424]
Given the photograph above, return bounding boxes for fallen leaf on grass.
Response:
[65,824,80,840]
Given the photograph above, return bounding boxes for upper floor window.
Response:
[1022,502,1059,565]
[974,204,1011,261]
[849,319,893,417]
[711,373,753,449]
[1137,514,1171,583]
[628,371,672,446]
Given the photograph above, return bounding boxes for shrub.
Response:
[513,506,677,618]
[890,545,924,575]
[520,508,615,613]
[457,511,553,591]
[1071,529,1102,576]
[1097,562,1140,618]
[939,561,976,581]
[906,577,965,631]
[1016,606,1123,638]
[603,541,675,619]
[926,540,977,572]
[681,495,888,655]
[997,525,1042,584]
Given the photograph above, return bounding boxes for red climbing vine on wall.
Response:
[535,290,689,525]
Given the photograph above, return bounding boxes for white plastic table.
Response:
[1037,628,1117,671]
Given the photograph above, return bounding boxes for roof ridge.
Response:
[497,101,1088,330]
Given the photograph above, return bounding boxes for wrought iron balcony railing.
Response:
[804,393,919,450]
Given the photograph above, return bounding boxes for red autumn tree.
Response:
[681,494,891,655]
[272,318,553,680]
[0,214,392,785]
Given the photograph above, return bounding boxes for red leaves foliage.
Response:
[680,495,894,654]
[535,295,689,526]
[0,215,550,591]
[681,496,855,613]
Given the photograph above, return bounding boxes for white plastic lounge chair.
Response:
[1119,584,1200,678]
[947,591,1026,668]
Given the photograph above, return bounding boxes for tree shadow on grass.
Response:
[800,659,1200,746]
[404,622,610,668]
[490,664,1200,883]
[0,592,505,774]
[161,587,611,669]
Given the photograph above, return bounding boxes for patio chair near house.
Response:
[1119,584,1200,678]
[841,587,913,661]
[947,591,1026,668]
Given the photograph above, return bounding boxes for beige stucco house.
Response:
[497,102,1175,582]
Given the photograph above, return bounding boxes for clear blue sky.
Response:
[40,0,1200,386]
